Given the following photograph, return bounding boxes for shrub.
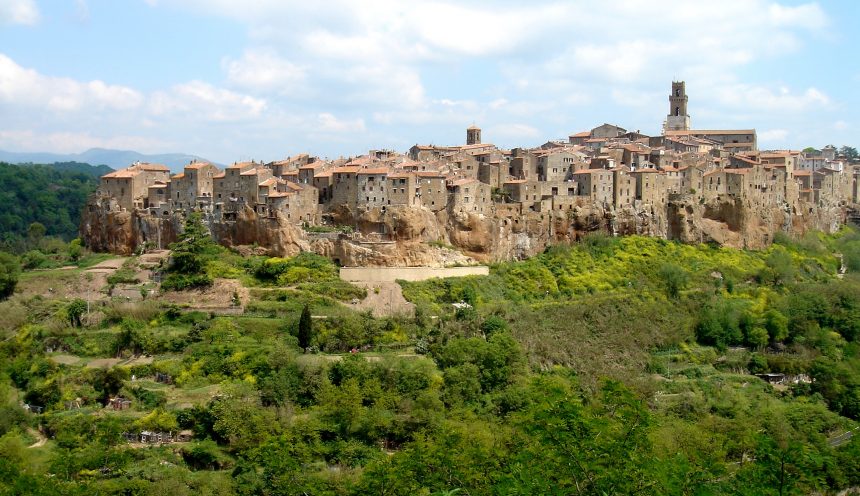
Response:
[161,273,213,291]
[0,252,20,300]
[658,263,689,299]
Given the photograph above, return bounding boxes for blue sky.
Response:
[0,0,857,164]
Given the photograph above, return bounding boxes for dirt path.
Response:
[351,281,415,317]
[48,354,81,365]
[27,428,47,448]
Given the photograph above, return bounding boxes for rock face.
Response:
[80,194,847,264]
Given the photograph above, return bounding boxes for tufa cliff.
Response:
[80,193,847,265]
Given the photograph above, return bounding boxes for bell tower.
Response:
[665,81,691,132]
[466,124,481,145]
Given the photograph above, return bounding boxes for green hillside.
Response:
[1,229,860,494]
[0,162,107,250]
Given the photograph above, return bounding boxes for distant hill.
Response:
[0,148,216,172]
[44,161,114,177]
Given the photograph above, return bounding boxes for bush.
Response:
[0,252,20,300]
[658,263,689,299]
[161,273,213,291]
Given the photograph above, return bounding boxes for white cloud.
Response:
[149,80,267,121]
[0,53,143,111]
[488,123,541,141]
[715,84,830,112]
[759,129,789,142]
[223,48,306,93]
[0,0,39,25]
[74,0,90,23]
[0,129,166,154]
[612,88,663,108]
[316,113,365,133]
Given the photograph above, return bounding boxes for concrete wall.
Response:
[340,265,490,282]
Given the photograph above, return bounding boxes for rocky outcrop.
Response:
[80,196,180,255]
[81,194,848,264]
[667,196,844,249]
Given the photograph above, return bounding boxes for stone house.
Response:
[631,169,666,205]
[568,130,590,145]
[509,148,538,180]
[572,169,614,205]
[415,170,448,210]
[312,170,333,203]
[449,178,491,215]
[535,149,579,182]
[329,165,361,211]
[665,129,757,153]
[146,182,168,209]
[356,167,390,209]
[169,161,218,211]
[213,161,257,207]
[267,182,319,223]
[703,169,727,199]
[613,168,636,207]
[661,166,683,194]
[478,160,504,189]
[99,162,171,211]
[298,161,325,185]
[386,171,417,206]
[590,123,627,139]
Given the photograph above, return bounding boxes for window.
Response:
[675,107,680,116]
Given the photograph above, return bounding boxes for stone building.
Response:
[387,171,417,206]
[572,169,614,205]
[450,178,491,215]
[99,162,170,211]
[356,168,390,209]
[169,161,218,211]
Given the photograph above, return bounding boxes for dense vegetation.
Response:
[1,228,860,494]
[0,162,107,251]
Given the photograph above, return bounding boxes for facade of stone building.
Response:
[415,171,448,211]
[169,161,218,211]
[356,168,390,208]
[99,163,170,211]
[387,172,417,206]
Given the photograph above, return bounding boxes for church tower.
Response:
[665,81,691,132]
[466,124,481,145]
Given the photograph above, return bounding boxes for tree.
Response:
[839,145,858,161]
[0,252,20,300]
[68,238,83,262]
[161,212,216,290]
[66,298,87,327]
[658,263,689,299]
[760,249,794,286]
[27,222,46,244]
[298,304,314,350]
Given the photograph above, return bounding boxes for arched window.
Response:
[675,89,680,97]
[675,107,680,116]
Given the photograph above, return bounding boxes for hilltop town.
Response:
[81,82,860,264]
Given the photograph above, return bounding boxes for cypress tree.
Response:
[298,304,313,350]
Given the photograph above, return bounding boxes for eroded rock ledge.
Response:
[81,194,847,266]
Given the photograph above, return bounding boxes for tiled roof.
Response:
[665,129,756,136]
[356,167,390,175]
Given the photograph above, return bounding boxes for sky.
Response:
[0,0,857,164]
